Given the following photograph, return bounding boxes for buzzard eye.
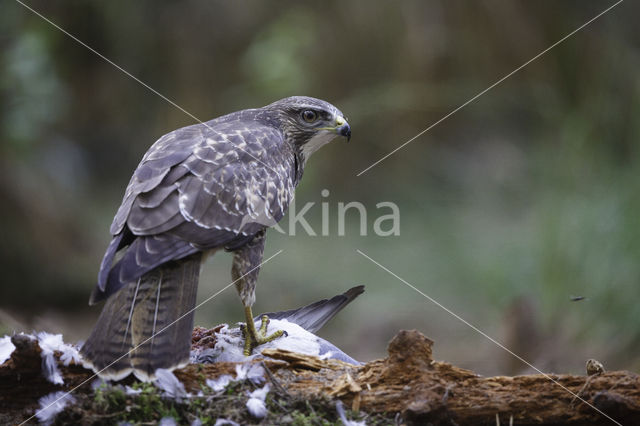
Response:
[301,110,318,123]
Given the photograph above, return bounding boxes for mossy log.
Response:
[1,329,639,425]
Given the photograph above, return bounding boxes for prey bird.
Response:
[192,285,365,365]
[81,96,351,381]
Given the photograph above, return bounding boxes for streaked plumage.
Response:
[81,96,350,380]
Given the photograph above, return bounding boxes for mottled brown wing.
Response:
[94,119,296,300]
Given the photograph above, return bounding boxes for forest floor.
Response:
[1,328,639,425]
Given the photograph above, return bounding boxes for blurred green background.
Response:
[1,0,639,376]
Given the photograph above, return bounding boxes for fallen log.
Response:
[1,329,638,425]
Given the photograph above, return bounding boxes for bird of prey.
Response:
[80,96,351,381]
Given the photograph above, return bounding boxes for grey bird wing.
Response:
[257,285,365,333]
[93,120,296,303]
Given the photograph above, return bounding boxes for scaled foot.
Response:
[241,307,287,356]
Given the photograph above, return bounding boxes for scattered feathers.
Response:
[153,368,188,400]
[235,362,265,384]
[125,385,143,395]
[206,374,233,392]
[38,333,66,385]
[246,384,270,419]
[33,332,83,384]
[205,361,266,393]
[213,419,240,426]
[91,378,108,390]
[336,400,366,426]
[59,345,82,366]
[159,417,178,426]
[41,352,63,385]
[35,391,76,426]
[0,335,15,365]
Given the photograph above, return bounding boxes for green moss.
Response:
[61,378,390,425]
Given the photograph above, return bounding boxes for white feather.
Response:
[159,417,178,426]
[0,335,15,365]
[205,374,233,392]
[301,131,338,159]
[37,332,65,385]
[153,368,188,400]
[336,400,367,426]
[35,391,75,426]
[213,419,240,426]
[246,384,270,418]
[125,385,143,395]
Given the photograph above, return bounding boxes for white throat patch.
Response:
[301,131,338,160]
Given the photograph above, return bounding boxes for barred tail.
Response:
[81,253,201,381]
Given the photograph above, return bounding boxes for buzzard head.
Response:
[265,96,351,160]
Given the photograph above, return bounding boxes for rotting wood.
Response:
[1,329,639,425]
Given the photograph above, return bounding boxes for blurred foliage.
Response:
[1,0,639,375]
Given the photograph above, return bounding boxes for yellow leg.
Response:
[242,306,286,356]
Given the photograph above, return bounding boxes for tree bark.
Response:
[2,329,638,425]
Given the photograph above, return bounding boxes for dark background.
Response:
[1,0,639,375]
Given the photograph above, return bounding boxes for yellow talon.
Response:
[242,307,286,356]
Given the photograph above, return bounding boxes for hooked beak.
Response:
[335,116,351,142]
